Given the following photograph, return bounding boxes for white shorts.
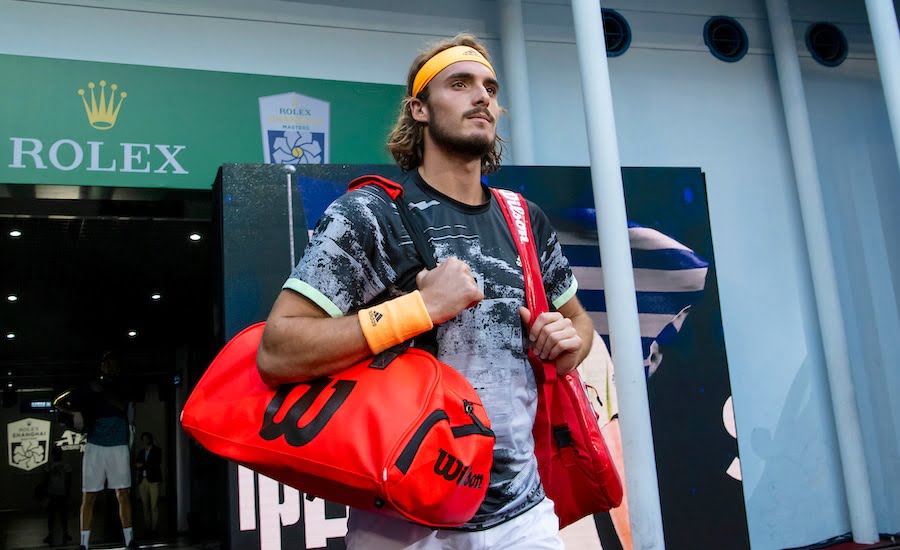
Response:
[82,443,131,492]
[345,497,564,550]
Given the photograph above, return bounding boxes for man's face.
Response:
[414,60,500,159]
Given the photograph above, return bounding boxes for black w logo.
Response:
[434,448,465,481]
[259,377,356,446]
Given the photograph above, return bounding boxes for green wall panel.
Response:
[0,54,403,189]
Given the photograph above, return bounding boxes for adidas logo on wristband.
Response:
[369,310,383,325]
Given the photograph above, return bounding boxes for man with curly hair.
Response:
[258,33,593,549]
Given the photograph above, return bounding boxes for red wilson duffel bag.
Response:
[181,322,495,527]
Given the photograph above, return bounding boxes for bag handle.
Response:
[490,188,568,445]
[490,187,550,347]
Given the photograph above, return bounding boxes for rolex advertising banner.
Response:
[0,55,400,189]
[217,164,750,550]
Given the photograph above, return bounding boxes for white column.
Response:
[765,0,879,543]
[865,0,900,172]
[570,1,665,548]
[498,0,536,165]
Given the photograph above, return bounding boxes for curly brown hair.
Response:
[387,33,505,174]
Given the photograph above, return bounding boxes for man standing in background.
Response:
[135,432,162,537]
[43,446,73,546]
[54,351,136,550]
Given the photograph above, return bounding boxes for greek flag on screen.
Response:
[563,222,709,377]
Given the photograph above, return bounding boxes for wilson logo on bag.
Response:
[181,323,494,527]
[434,449,484,488]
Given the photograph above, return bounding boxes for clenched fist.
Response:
[520,308,583,375]
[416,257,484,325]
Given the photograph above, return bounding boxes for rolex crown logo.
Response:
[78,80,127,130]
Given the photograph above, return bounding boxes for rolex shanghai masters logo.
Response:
[259,92,330,165]
[8,418,51,472]
[78,80,127,130]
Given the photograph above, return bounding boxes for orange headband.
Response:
[411,45,496,97]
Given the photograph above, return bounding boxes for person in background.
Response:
[43,446,73,546]
[135,431,162,536]
[53,350,136,550]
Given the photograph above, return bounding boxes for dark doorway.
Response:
[0,183,224,549]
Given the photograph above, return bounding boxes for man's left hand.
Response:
[520,307,583,375]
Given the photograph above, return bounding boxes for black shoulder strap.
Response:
[374,180,440,355]
[392,196,436,292]
[394,196,437,271]
[348,174,436,290]
[394,198,440,355]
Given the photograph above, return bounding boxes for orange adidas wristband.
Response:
[358,291,434,355]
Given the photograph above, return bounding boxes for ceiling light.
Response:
[127,330,138,338]
[6,295,17,302]
[189,233,202,242]
[151,293,162,301]
[9,230,22,238]
[6,332,15,340]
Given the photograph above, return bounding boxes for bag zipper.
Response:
[463,400,489,434]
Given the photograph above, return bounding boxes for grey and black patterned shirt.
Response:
[283,171,577,529]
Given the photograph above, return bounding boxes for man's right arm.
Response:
[257,290,373,386]
[257,258,484,386]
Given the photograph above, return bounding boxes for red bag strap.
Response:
[490,188,564,427]
[347,174,404,199]
[491,189,549,317]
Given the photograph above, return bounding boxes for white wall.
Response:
[804,58,900,531]
[2,0,898,547]
[564,44,845,550]
[0,0,496,84]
